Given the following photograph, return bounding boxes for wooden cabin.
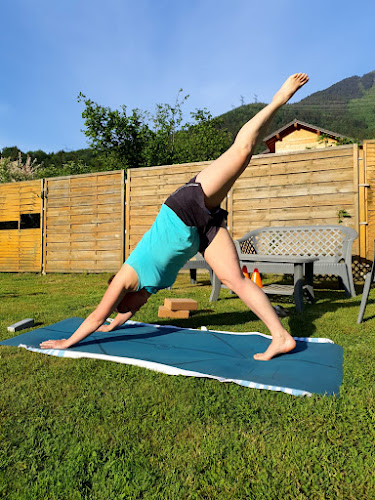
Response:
[263,119,349,154]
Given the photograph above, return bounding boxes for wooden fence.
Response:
[0,179,43,272]
[125,162,210,255]
[1,142,375,274]
[229,145,360,251]
[43,171,125,273]
[126,145,363,259]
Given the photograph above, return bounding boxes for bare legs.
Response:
[200,73,309,360]
[196,73,309,209]
[204,228,296,360]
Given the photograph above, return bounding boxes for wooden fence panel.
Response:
[364,140,375,260]
[229,146,360,256]
[0,144,367,273]
[125,162,210,257]
[126,147,361,260]
[0,179,43,272]
[44,171,124,273]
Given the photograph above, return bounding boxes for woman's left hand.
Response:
[40,339,68,350]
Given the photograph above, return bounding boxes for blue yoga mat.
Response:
[0,318,343,396]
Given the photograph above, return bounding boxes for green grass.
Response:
[0,272,374,499]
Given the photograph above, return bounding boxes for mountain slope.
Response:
[218,70,375,150]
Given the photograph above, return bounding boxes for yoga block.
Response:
[7,318,35,333]
[164,298,198,311]
[158,306,190,319]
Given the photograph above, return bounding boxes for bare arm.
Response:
[40,264,138,350]
[96,311,134,332]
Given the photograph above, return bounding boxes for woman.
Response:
[41,73,309,361]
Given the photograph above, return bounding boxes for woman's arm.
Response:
[96,311,134,332]
[40,265,139,350]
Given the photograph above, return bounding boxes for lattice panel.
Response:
[240,229,346,257]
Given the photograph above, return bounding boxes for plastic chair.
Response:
[357,246,375,323]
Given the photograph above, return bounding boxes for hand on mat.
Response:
[40,339,68,350]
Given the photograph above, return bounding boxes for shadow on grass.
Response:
[0,291,47,299]
[158,284,365,339]
[157,308,318,340]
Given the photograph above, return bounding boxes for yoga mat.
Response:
[0,318,343,396]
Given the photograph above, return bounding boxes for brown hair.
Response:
[108,274,115,285]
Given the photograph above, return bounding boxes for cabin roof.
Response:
[262,119,348,153]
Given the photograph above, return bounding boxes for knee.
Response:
[221,275,246,294]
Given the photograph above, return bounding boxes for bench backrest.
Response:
[236,225,358,263]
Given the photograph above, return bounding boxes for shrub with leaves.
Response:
[0,153,41,183]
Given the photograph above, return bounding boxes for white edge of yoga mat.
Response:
[18,343,313,397]
[125,319,335,344]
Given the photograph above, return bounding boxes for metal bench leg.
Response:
[209,273,222,302]
[190,269,197,284]
[293,263,304,312]
[304,261,315,303]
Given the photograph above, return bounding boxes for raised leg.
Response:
[196,73,309,209]
[204,228,296,360]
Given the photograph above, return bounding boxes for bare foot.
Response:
[272,73,309,107]
[253,333,296,361]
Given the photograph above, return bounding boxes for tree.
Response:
[174,109,232,163]
[36,160,92,179]
[78,91,232,170]
[78,93,150,171]
[1,146,22,161]
[143,90,193,166]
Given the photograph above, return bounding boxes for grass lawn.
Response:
[0,272,374,499]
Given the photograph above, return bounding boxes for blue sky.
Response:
[1,0,374,153]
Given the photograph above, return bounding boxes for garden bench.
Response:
[211,225,358,302]
[181,254,213,284]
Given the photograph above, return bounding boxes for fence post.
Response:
[358,143,368,259]
[125,168,131,260]
[363,140,375,260]
[41,178,46,274]
[121,169,125,264]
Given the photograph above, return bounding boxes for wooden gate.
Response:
[43,171,125,273]
[0,179,43,272]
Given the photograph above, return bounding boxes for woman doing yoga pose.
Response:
[40,73,309,361]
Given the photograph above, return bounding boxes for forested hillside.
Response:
[1,70,375,180]
[219,70,375,153]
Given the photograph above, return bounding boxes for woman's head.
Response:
[116,289,151,314]
[107,271,150,315]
